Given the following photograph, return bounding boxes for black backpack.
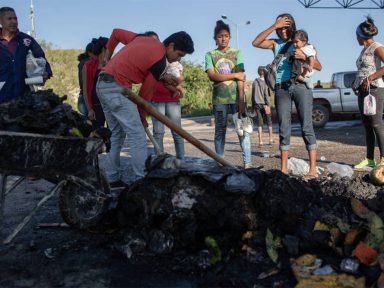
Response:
[263,41,292,91]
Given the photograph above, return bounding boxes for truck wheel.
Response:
[312,104,330,128]
[59,171,110,229]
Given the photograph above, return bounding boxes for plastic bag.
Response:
[363,94,376,116]
[26,50,46,78]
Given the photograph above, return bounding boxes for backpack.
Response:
[263,41,292,91]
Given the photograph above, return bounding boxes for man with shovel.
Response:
[96,29,194,188]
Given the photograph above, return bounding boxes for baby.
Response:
[290,29,315,89]
[163,61,184,97]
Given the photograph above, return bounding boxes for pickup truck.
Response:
[311,71,358,127]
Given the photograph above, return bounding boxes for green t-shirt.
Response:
[205,48,245,105]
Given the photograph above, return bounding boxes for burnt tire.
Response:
[312,104,330,128]
[59,172,110,229]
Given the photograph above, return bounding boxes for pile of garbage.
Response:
[0,89,92,137]
[111,155,384,287]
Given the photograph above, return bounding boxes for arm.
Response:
[104,29,137,61]
[294,49,322,71]
[137,73,158,127]
[237,79,245,114]
[251,81,256,110]
[236,51,247,114]
[30,38,53,79]
[359,46,384,92]
[307,56,315,72]
[252,16,291,49]
[81,64,95,120]
[368,46,384,82]
[204,52,245,82]
[206,69,245,82]
[263,84,270,106]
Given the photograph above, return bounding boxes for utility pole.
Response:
[221,15,250,49]
[30,0,36,38]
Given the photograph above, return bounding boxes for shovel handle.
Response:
[144,126,161,155]
[121,88,234,167]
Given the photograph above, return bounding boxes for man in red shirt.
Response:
[96,29,194,188]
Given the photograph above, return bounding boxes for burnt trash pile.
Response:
[0,89,92,137]
[113,155,384,287]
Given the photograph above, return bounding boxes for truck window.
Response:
[344,73,356,88]
[331,74,336,88]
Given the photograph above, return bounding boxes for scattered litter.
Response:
[44,248,56,259]
[327,162,354,178]
[288,157,309,176]
[340,257,360,274]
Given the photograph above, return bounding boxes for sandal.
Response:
[259,142,264,147]
[302,174,317,182]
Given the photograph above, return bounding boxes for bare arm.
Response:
[136,73,158,127]
[237,80,245,114]
[359,46,384,92]
[252,16,291,49]
[368,46,384,81]
[294,49,322,71]
[206,69,245,82]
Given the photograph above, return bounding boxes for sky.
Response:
[2,0,384,82]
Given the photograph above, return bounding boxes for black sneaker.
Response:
[109,180,128,190]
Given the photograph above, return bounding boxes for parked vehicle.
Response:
[311,71,358,127]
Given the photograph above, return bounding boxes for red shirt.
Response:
[151,80,180,103]
[84,57,99,108]
[103,29,165,102]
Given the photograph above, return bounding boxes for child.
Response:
[252,66,274,146]
[163,61,184,97]
[290,29,315,89]
[205,20,253,169]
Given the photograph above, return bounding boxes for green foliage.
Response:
[40,48,263,117]
[44,49,82,108]
[181,61,212,116]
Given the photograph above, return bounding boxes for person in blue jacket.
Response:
[0,7,52,103]
[0,42,14,102]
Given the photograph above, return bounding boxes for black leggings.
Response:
[92,103,106,130]
[358,87,384,159]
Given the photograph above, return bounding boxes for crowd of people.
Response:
[1,6,384,186]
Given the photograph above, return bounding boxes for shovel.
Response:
[144,126,162,155]
[121,88,234,167]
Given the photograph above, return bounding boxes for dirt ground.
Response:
[0,115,374,288]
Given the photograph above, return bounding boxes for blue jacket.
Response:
[0,43,15,103]
[0,30,53,102]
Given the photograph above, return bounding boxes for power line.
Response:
[297,0,384,8]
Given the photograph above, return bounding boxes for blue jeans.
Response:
[96,78,147,181]
[213,104,252,167]
[275,82,317,151]
[151,102,184,159]
[77,94,88,116]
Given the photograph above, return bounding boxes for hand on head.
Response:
[275,16,291,30]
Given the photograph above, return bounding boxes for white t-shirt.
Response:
[301,44,316,77]
[166,61,183,78]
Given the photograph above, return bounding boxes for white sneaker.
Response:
[232,113,243,137]
[241,115,253,134]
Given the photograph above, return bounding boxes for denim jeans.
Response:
[151,101,184,159]
[77,94,88,116]
[96,78,147,181]
[213,104,252,167]
[275,82,317,151]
